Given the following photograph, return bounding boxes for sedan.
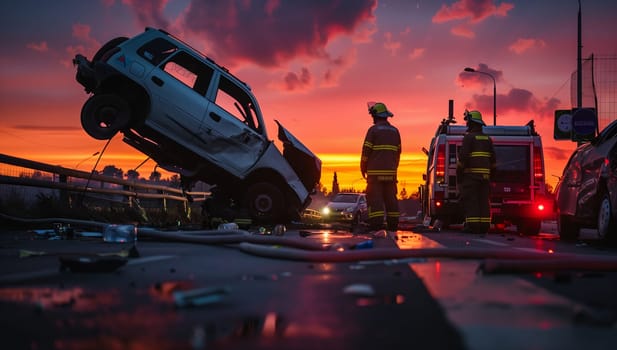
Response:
[321,192,368,229]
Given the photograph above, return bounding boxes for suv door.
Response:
[143,48,214,155]
[200,73,266,174]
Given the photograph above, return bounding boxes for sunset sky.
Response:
[1,0,616,194]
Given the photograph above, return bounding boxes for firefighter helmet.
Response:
[464,110,485,126]
[368,102,394,118]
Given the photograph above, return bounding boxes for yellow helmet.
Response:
[368,102,394,118]
[464,110,485,126]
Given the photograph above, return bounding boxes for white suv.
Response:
[73,28,321,223]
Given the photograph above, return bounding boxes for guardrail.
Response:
[0,153,209,214]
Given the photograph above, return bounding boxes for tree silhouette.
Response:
[126,169,140,181]
[149,170,162,182]
[102,165,123,178]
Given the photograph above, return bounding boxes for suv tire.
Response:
[92,37,128,63]
[81,94,131,140]
[597,193,616,241]
[246,182,284,223]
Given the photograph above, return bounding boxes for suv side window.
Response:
[138,38,178,66]
[214,76,262,133]
[160,51,213,96]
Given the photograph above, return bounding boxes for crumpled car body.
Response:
[555,119,617,241]
[72,27,321,223]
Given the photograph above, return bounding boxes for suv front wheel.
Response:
[81,94,131,140]
[245,182,285,223]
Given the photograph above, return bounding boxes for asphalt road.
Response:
[0,219,616,350]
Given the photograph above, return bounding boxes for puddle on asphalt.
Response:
[0,286,121,311]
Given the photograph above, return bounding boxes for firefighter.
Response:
[457,110,496,234]
[361,102,401,232]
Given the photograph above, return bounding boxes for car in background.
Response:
[72,27,321,224]
[321,193,368,228]
[555,119,617,241]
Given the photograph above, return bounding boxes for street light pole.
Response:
[464,67,497,126]
[75,151,100,169]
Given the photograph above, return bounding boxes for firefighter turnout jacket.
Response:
[457,129,496,181]
[361,120,401,181]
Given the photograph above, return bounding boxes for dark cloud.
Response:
[181,0,376,67]
[123,0,170,30]
[469,88,562,122]
[458,63,503,86]
[283,67,312,91]
[460,63,562,121]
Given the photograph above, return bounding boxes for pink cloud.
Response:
[433,0,514,24]
[26,41,48,52]
[509,38,546,54]
[408,47,425,60]
[180,0,377,67]
[69,24,101,58]
[451,24,475,38]
[383,32,401,55]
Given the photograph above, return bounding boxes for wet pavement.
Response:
[1,221,616,350]
[0,224,464,350]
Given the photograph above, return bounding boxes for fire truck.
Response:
[420,102,552,234]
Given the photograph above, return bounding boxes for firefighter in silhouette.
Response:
[361,102,401,232]
[457,110,496,234]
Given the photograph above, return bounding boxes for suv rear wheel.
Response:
[81,94,131,140]
[245,182,285,223]
[597,193,616,241]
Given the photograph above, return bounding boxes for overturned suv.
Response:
[73,28,321,223]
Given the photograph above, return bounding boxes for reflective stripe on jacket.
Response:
[457,130,496,180]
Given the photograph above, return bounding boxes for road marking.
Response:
[472,238,510,247]
[127,255,175,265]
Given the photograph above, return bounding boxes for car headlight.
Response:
[344,207,354,213]
[322,207,331,216]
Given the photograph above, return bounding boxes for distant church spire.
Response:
[332,172,340,195]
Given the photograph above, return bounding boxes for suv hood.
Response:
[275,120,321,192]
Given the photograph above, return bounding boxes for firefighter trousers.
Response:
[366,179,399,231]
[460,176,491,234]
